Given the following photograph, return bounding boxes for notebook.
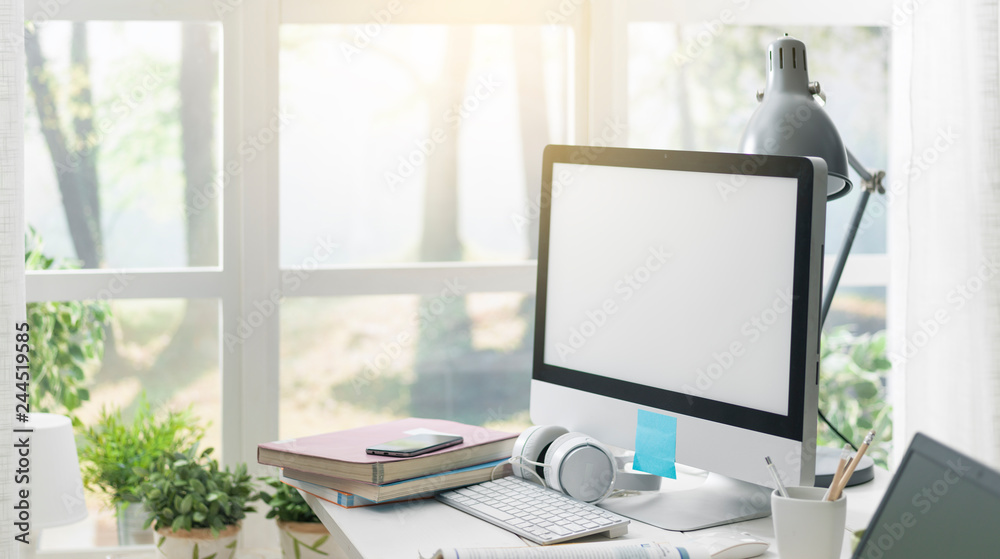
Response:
[257,418,517,484]
[852,432,1000,558]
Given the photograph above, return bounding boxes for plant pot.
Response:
[154,524,240,559]
[116,502,154,545]
[277,520,346,559]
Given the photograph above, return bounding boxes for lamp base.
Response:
[814,445,875,488]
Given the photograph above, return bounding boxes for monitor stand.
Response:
[597,472,772,531]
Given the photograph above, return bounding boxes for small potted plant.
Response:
[138,448,258,559]
[78,395,204,545]
[260,477,342,558]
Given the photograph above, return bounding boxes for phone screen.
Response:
[365,434,464,457]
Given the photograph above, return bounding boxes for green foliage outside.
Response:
[819,327,893,468]
[25,227,110,422]
[259,477,320,524]
[137,448,259,537]
[78,394,205,509]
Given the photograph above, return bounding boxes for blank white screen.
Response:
[542,162,798,416]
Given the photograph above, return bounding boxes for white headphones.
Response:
[507,425,661,503]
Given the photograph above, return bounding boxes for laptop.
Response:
[852,432,1000,558]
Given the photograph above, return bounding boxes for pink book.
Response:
[258,418,517,484]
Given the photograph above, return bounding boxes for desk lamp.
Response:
[21,413,89,558]
[739,34,885,487]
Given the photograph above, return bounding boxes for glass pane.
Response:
[627,25,889,256]
[25,21,223,269]
[35,298,220,551]
[280,25,573,266]
[823,285,886,335]
[280,293,534,439]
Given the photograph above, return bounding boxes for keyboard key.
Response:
[471,503,514,522]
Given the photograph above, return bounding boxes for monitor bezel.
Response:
[532,145,820,442]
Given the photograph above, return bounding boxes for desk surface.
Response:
[305,467,890,559]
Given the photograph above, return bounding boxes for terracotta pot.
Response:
[154,523,240,559]
[277,520,346,559]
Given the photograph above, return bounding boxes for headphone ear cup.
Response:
[510,425,568,482]
[544,433,617,503]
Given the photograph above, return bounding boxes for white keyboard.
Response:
[436,476,630,545]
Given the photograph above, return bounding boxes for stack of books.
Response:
[258,418,518,508]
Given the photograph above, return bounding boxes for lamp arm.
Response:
[847,149,874,184]
[820,149,886,328]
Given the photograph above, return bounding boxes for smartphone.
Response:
[365,434,464,457]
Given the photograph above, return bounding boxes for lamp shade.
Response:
[24,413,88,529]
[739,35,852,200]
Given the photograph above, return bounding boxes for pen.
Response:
[824,444,853,501]
[765,456,789,498]
[832,430,875,501]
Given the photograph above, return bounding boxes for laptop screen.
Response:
[854,434,1000,558]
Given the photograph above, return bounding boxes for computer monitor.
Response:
[530,145,826,530]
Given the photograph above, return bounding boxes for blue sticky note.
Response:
[633,409,677,479]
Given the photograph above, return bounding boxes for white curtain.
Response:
[888,0,1000,467]
[0,0,25,554]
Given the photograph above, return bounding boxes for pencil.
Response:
[824,444,852,501]
[832,430,875,501]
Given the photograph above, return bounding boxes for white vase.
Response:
[154,524,240,559]
[277,520,346,559]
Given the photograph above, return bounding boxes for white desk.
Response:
[304,467,890,559]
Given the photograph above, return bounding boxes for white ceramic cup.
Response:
[771,486,847,559]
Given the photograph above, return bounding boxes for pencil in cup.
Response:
[823,444,853,501]
[829,430,875,501]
